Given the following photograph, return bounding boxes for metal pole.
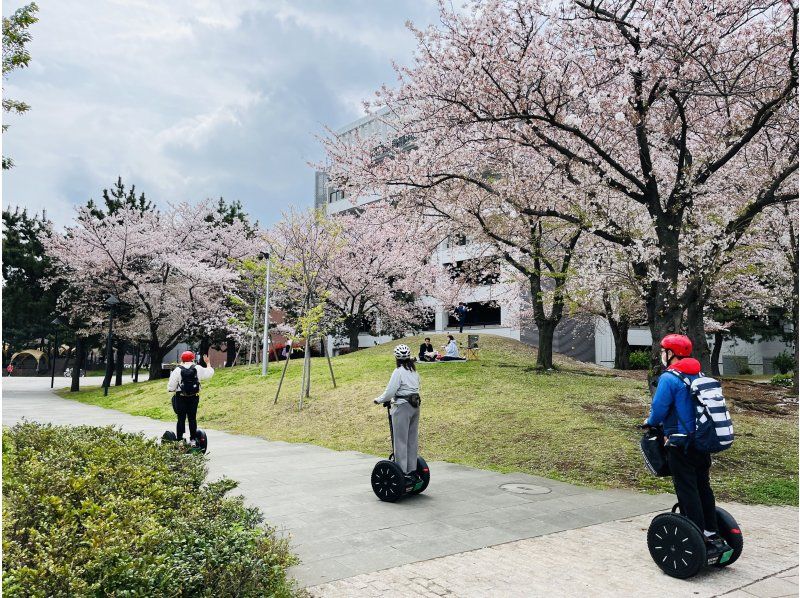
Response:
[261,259,271,376]
[50,329,58,389]
[324,335,336,388]
[274,339,292,405]
[103,312,114,397]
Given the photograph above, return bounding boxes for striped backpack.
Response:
[670,371,734,453]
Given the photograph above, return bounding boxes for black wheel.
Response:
[715,507,743,567]
[162,430,178,442]
[194,429,208,454]
[648,513,707,579]
[411,457,430,495]
[371,460,405,502]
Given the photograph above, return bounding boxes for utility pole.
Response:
[260,252,271,376]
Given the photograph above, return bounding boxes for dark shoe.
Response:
[705,534,732,556]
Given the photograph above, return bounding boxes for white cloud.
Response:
[1,0,441,227]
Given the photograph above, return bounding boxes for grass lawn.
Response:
[63,334,798,506]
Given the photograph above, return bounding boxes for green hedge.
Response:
[771,373,794,387]
[2,423,300,597]
[628,350,650,370]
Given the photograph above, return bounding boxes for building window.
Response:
[447,301,501,327]
[446,233,468,248]
[329,190,345,203]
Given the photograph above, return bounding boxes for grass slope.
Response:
[64,335,798,505]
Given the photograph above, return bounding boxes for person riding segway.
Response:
[163,351,214,452]
[643,334,740,578]
[371,344,430,501]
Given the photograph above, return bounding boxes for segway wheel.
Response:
[194,429,208,454]
[410,457,430,495]
[371,460,405,502]
[647,513,707,579]
[715,507,743,567]
[162,430,178,442]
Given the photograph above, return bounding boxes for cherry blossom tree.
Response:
[268,205,458,353]
[327,201,458,350]
[326,0,798,372]
[568,238,647,369]
[45,200,264,379]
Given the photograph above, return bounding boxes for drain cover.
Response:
[500,483,551,495]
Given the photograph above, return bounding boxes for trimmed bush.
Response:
[771,373,794,387]
[628,350,650,370]
[738,364,754,375]
[773,352,795,375]
[2,423,299,597]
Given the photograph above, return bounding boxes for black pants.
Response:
[458,320,465,333]
[667,446,717,533]
[173,394,199,440]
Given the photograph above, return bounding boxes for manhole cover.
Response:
[500,483,551,495]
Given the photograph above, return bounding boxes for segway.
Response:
[647,503,743,578]
[371,402,430,502]
[162,428,208,454]
[162,393,208,453]
[638,424,743,578]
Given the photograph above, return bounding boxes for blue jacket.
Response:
[646,358,702,437]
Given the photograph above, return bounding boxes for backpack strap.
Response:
[665,370,696,438]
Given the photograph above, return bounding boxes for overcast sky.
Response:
[1,0,440,228]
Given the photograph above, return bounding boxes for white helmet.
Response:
[393,344,412,360]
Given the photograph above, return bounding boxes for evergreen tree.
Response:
[2,206,60,354]
[86,177,153,219]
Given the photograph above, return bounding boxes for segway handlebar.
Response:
[637,423,662,432]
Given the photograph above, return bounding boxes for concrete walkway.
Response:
[311,506,798,597]
[3,378,796,594]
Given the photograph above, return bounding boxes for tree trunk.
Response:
[792,296,799,395]
[608,316,631,370]
[114,340,125,386]
[199,337,210,367]
[711,331,724,376]
[102,342,115,388]
[535,319,556,369]
[685,300,711,373]
[347,324,360,352]
[148,339,168,380]
[226,337,237,367]
[70,336,85,392]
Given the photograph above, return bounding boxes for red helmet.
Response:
[180,351,196,363]
[660,334,692,358]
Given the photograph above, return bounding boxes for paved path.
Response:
[3,378,796,594]
[310,506,798,597]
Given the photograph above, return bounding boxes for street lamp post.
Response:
[50,317,63,389]
[260,251,271,376]
[103,294,120,397]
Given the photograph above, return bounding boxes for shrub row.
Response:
[3,423,299,597]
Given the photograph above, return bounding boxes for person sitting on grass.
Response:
[373,344,422,481]
[167,351,214,447]
[418,338,436,362]
[440,335,466,361]
[644,334,731,557]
